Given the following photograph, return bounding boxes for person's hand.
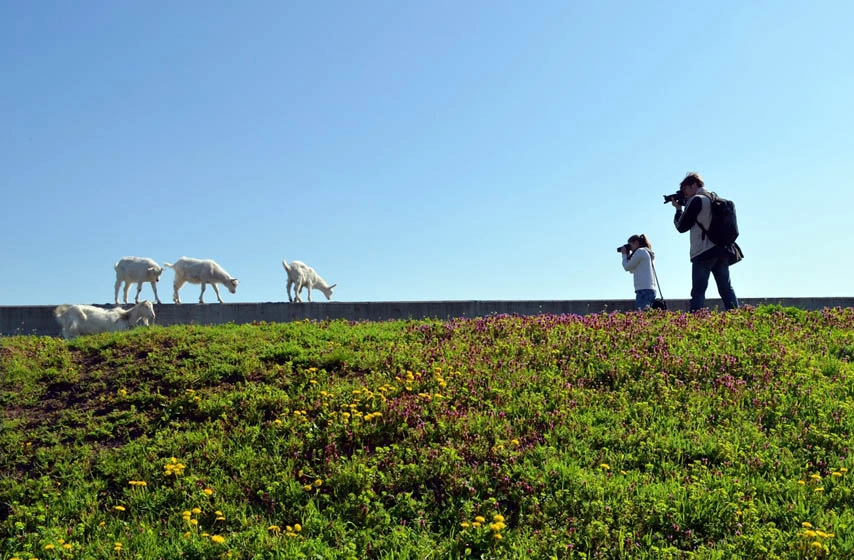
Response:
[671,199,683,210]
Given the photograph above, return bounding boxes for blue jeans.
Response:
[635,289,657,310]
[691,248,739,311]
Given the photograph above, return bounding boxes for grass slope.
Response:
[1,306,853,559]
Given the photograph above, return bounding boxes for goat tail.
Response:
[163,262,173,269]
[281,259,290,272]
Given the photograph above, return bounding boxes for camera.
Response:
[663,191,686,205]
[617,243,630,253]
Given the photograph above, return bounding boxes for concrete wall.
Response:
[2,297,852,337]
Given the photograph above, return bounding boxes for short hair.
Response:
[680,172,704,190]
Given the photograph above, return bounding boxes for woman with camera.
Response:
[618,234,658,310]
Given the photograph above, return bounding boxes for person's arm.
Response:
[675,196,703,233]
[622,249,644,272]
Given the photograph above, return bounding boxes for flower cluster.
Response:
[164,457,186,477]
[461,514,506,540]
[800,521,835,554]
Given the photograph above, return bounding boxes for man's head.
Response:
[679,172,704,199]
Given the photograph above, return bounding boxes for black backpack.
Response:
[698,192,739,246]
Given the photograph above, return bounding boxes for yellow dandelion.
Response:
[472,521,482,528]
[190,519,199,526]
[600,463,610,470]
[203,488,214,496]
[44,544,55,551]
[211,535,225,544]
[314,478,323,487]
[814,487,824,492]
[461,522,470,528]
[216,516,226,521]
[191,507,201,514]
[63,544,72,550]
[474,516,485,523]
[840,467,848,473]
[268,525,281,533]
[303,484,313,491]
[832,471,842,477]
[811,541,823,550]
[810,473,822,481]
[804,530,817,538]
[798,480,805,485]
[494,533,503,540]
[294,523,302,532]
[510,439,520,446]
[816,531,828,538]
[493,514,505,522]
[802,522,814,528]
[113,505,126,512]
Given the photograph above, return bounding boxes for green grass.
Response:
[1,306,853,559]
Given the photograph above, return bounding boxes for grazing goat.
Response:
[114,256,163,305]
[54,301,156,339]
[164,257,239,304]
[282,259,336,303]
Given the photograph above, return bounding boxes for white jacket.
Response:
[622,248,658,292]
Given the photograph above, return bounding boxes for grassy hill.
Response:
[1,306,853,559]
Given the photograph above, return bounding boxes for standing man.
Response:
[672,172,739,311]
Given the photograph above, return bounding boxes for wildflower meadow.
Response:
[1,306,852,558]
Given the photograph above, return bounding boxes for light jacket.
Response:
[622,247,657,292]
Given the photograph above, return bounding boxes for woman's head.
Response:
[628,234,651,251]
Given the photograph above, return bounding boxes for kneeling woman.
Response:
[619,234,658,310]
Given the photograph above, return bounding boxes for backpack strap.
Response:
[695,192,715,241]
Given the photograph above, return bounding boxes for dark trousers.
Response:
[691,248,739,312]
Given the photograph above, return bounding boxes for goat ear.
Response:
[329,284,337,289]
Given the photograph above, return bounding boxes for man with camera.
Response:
[668,172,739,312]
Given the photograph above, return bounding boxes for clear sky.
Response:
[2,1,852,306]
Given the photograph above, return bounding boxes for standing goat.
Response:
[114,257,163,305]
[282,260,336,302]
[164,257,239,304]
[54,301,156,339]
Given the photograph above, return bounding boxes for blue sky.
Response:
[2,1,852,306]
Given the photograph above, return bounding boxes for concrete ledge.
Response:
[2,298,852,337]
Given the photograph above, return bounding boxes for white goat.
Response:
[164,257,239,304]
[114,256,163,305]
[54,301,156,339]
[282,260,336,303]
